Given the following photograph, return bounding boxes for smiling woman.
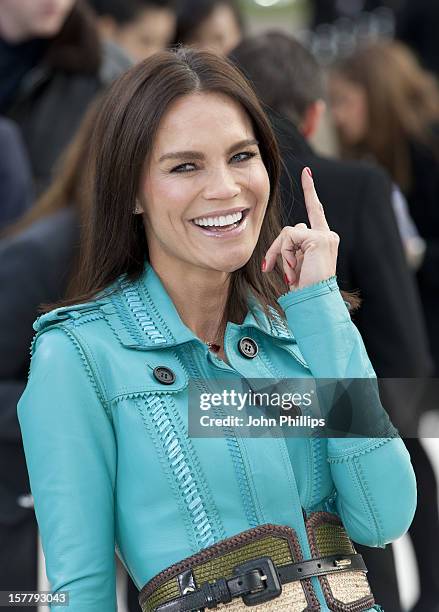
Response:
[17,47,415,612]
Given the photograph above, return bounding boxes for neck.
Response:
[151,256,230,345]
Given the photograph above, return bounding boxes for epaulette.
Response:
[33,300,108,333]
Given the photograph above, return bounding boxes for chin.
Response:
[206,251,254,274]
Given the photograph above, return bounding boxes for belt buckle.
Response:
[233,556,282,606]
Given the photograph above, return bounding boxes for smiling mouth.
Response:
[190,209,250,233]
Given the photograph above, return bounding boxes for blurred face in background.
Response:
[110,8,175,62]
[0,0,75,41]
[328,72,369,145]
[187,4,241,55]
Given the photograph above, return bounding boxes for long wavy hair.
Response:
[332,41,439,193]
[51,47,289,327]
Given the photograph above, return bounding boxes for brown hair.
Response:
[48,47,289,328]
[332,41,439,192]
[44,0,101,74]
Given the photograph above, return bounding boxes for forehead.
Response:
[153,92,255,153]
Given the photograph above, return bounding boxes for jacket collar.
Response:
[103,261,293,350]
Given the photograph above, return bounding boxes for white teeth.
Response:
[193,211,244,227]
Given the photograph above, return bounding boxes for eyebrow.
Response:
[158,138,259,163]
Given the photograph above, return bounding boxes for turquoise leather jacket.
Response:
[17,263,416,611]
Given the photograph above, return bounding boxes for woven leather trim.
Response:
[139,524,319,612]
[306,512,375,612]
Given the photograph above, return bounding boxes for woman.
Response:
[17,48,415,612]
[173,0,242,55]
[329,41,439,374]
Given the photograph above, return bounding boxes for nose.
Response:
[202,164,241,201]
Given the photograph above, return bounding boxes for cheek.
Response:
[246,164,270,212]
[141,174,196,225]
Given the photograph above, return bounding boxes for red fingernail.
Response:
[284,273,290,286]
[305,167,313,178]
[261,258,266,272]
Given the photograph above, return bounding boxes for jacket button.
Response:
[238,337,258,359]
[153,366,176,385]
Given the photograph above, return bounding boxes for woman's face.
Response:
[187,4,242,55]
[138,91,270,275]
[328,73,369,145]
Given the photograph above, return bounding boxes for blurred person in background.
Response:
[89,0,176,64]
[329,41,439,381]
[173,0,243,55]
[329,41,439,612]
[0,117,33,230]
[0,0,132,195]
[231,31,434,612]
[0,102,97,611]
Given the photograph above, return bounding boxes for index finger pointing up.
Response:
[302,167,330,231]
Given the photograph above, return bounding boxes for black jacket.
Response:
[405,135,439,373]
[273,115,432,387]
[0,117,33,231]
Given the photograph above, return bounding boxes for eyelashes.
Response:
[170,151,258,174]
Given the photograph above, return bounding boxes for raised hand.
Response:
[262,167,339,289]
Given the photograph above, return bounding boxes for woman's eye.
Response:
[230,151,257,164]
[170,162,197,173]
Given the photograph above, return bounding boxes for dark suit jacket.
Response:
[0,207,78,524]
[0,117,33,231]
[273,115,432,388]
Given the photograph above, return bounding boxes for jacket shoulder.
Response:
[33,298,109,334]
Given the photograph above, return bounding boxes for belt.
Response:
[139,515,376,612]
[154,553,367,611]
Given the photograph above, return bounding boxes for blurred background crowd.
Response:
[1,0,438,611]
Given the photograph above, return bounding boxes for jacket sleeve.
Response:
[17,327,117,611]
[278,277,417,547]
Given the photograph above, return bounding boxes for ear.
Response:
[300,100,326,139]
[134,199,143,215]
